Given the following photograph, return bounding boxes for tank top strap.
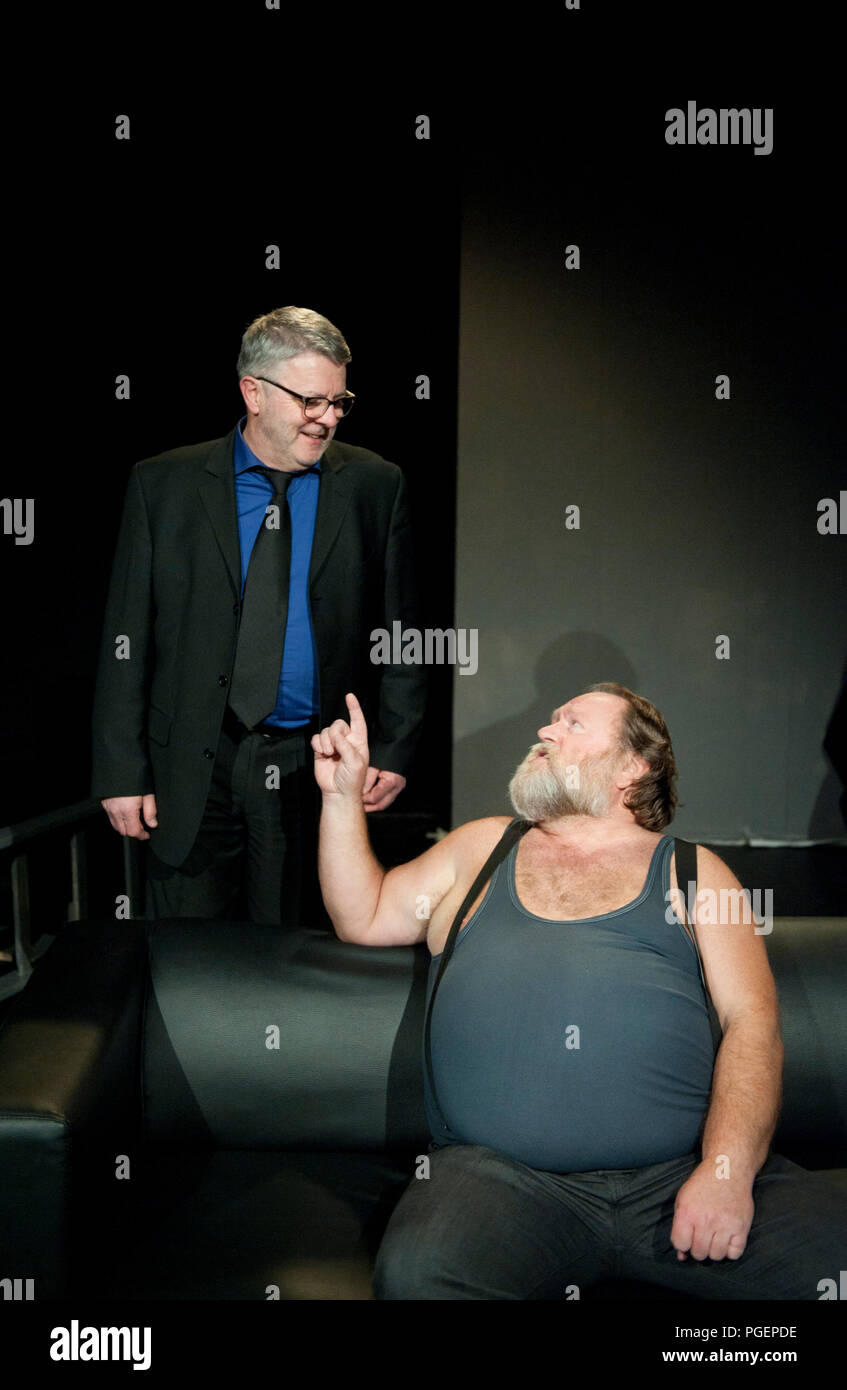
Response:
[651,833,677,909]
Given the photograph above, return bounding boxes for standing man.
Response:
[92,306,426,925]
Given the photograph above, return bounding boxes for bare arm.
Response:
[670,846,783,1260]
[676,846,783,1173]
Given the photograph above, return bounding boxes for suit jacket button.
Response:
[203,748,214,759]
[218,675,228,686]
[232,603,240,614]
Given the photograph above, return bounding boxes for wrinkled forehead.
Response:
[549,691,628,728]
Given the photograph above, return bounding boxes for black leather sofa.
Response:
[1,916,845,1300]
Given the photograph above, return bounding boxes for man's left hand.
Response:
[362,767,406,813]
[671,1160,755,1262]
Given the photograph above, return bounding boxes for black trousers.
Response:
[146,716,326,927]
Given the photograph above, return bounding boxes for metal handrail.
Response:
[0,798,102,851]
[0,799,143,1002]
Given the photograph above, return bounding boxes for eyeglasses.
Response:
[256,376,356,419]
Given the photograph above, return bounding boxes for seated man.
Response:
[312,682,846,1300]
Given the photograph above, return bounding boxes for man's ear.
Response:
[239,376,261,415]
[615,752,649,790]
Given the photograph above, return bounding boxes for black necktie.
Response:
[228,467,293,728]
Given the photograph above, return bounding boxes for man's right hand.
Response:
[311,692,370,799]
[101,794,159,839]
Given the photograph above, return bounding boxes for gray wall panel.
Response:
[452,106,845,843]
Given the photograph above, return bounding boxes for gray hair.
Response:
[237,306,351,379]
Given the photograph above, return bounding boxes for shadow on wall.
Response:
[452,633,638,825]
[809,652,847,838]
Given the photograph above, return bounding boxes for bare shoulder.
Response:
[669,841,732,942]
[446,815,515,857]
[682,846,779,1028]
[398,815,514,881]
[694,844,744,893]
[425,814,517,889]
[670,842,742,890]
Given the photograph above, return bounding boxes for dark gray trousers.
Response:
[374,1144,847,1300]
[146,719,322,927]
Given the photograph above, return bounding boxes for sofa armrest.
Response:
[0,921,148,1298]
[768,917,847,1169]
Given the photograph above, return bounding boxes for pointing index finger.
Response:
[345,692,367,738]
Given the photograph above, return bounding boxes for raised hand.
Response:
[311,692,370,799]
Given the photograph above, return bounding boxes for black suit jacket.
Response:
[91,426,427,865]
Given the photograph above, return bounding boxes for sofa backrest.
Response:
[141,917,847,1166]
[142,922,430,1151]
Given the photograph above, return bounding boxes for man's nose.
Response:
[314,400,339,425]
[536,723,555,743]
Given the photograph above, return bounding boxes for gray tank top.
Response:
[423,833,716,1171]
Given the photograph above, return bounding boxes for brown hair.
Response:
[585,682,678,830]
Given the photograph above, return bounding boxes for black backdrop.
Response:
[2,85,459,827]
[2,4,845,850]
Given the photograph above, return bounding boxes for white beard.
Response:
[508,745,623,822]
